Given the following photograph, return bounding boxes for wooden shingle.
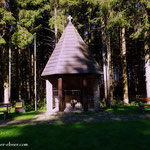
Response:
[42,20,102,77]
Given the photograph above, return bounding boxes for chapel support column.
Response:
[46,80,53,112]
[93,77,100,111]
[83,76,88,111]
[58,77,64,112]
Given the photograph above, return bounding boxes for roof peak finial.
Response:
[68,15,72,23]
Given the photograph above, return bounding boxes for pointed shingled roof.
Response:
[42,16,102,77]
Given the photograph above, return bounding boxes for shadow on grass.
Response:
[103,104,150,115]
[0,120,150,150]
[1,105,150,127]
[106,106,142,115]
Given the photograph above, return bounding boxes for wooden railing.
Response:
[0,103,11,120]
[137,98,150,112]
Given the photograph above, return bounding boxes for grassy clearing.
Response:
[105,104,150,115]
[0,120,150,150]
[8,111,40,120]
[106,106,140,114]
[0,110,41,120]
[1,104,150,120]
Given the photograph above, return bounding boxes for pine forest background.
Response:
[0,0,150,108]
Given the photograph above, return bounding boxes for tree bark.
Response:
[107,37,114,104]
[9,46,11,102]
[101,19,112,107]
[34,36,37,111]
[1,0,9,103]
[143,6,150,99]
[101,20,108,105]
[54,0,58,44]
[145,33,150,98]
[88,10,91,45]
[31,49,34,104]
[15,48,22,99]
[121,27,129,104]
[3,46,9,103]
[18,48,21,99]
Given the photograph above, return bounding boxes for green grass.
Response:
[9,111,41,120]
[106,106,140,114]
[1,105,150,121]
[0,120,150,150]
[105,105,150,115]
[0,110,41,120]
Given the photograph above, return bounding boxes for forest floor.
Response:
[1,106,150,127]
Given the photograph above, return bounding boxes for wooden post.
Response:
[83,77,88,111]
[94,78,100,111]
[58,77,64,112]
[46,80,53,112]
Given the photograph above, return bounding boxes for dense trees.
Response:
[0,0,149,108]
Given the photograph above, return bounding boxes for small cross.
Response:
[68,15,72,22]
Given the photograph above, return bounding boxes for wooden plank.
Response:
[83,77,88,111]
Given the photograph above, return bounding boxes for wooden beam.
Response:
[83,77,88,111]
[58,77,64,112]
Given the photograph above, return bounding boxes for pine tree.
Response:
[130,0,150,99]
[108,0,134,104]
[0,0,15,103]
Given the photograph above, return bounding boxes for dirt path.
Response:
[1,111,150,127]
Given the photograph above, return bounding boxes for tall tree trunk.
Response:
[0,46,3,103]
[3,47,9,103]
[106,38,111,106]
[1,0,9,103]
[15,47,22,99]
[28,47,33,103]
[101,19,110,106]
[107,36,114,104]
[145,32,150,98]
[9,45,11,102]
[144,7,150,99]
[24,48,29,101]
[88,9,91,45]
[54,0,58,44]
[121,27,129,104]
[31,49,34,104]
[26,48,31,101]
[34,36,37,111]
[18,48,21,99]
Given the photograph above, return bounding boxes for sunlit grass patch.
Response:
[0,120,150,150]
[106,105,141,114]
[0,110,41,120]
